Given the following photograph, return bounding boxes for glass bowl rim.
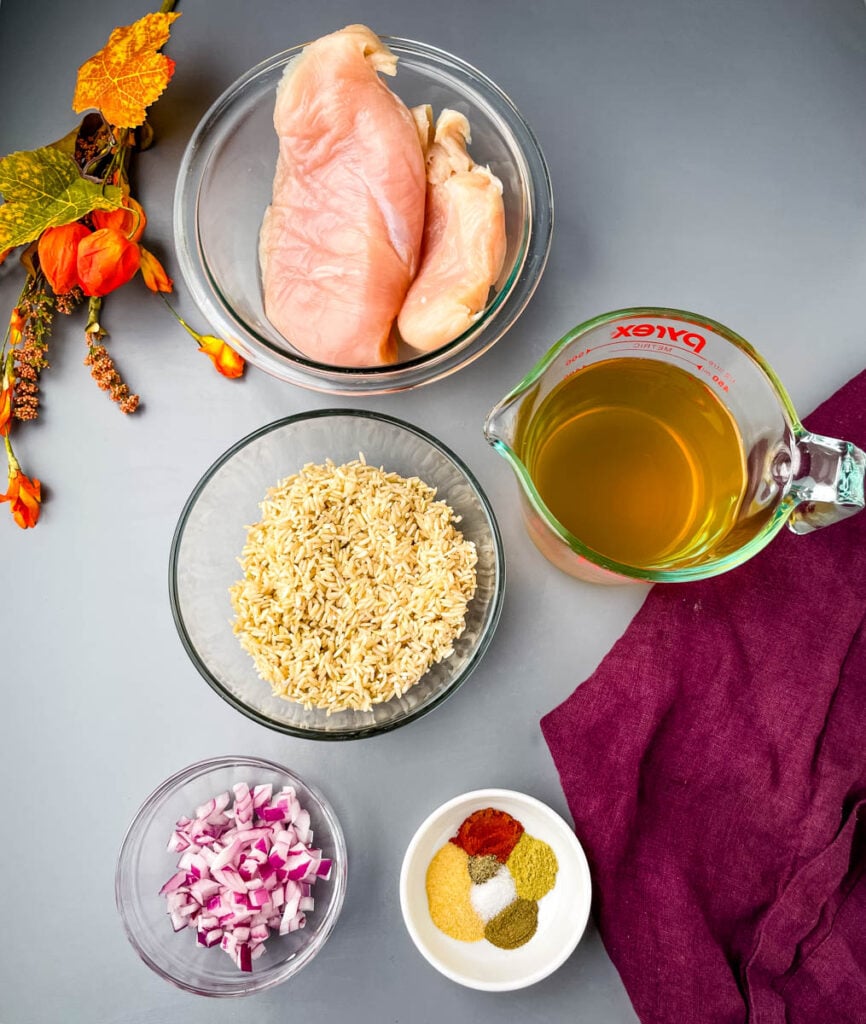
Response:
[114,753,348,997]
[172,34,554,394]
[168,409,506,740]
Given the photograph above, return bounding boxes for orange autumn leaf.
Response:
[72,12,181,129]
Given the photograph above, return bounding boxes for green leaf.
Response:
[0,147,121,251]
[48,124,82,159]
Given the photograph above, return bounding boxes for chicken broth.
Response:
[520,358,747,570]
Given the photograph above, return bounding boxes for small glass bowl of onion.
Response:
[115,755,347,996]
[173,35,552,394]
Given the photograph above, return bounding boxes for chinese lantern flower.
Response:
[38,222,91,295]
[91,197,147,244]
[77,227,141,297]
[1,461,41,529]
[198,334,246,378]
[139,247,173,293]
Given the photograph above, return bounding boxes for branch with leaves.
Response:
[0,4,245,530]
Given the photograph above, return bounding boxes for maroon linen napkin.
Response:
[541,369,866,1024]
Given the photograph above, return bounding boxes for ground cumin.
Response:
[484,898,539,949]
[506,832,558,901]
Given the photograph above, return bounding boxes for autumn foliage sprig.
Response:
[0,5,245,530]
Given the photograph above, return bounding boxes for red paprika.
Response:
[450,807,524,862]
[38,222,91,295]
[76,227,141,297]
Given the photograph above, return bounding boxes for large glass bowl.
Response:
[173,36,553,393]
[115,755,347,997]
[169,411,505,738]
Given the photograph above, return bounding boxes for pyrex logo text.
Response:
[612,323,706,354]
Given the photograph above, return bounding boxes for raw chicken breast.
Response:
[410,104,434,156]
[259,25,426,366]
[397,109,507,353]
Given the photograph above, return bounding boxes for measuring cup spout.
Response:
[788,432,866,533]
[483,390,524,453]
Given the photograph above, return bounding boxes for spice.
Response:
[469,865,517,922]
[506,833,559,901]
[467,854,500,884]
[484,899,539,950]
[426,806,561,952]
[450,807,524,862]
[425,842,484,942]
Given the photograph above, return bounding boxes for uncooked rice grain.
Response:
[229,457,478,713]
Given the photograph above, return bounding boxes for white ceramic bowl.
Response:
[399,789,591,991]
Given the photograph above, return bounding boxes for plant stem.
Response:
[4,434,18,473]
[85,297,105,345]
[160,295,203,345]
[160,0,178,13]
[1,278,31,364]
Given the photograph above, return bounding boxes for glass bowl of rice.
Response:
[169,410,505,739]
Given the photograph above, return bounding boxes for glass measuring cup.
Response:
[484,307,865,584]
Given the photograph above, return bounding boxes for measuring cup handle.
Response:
[788,432,866,534]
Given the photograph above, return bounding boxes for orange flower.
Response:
[38,223,91,295]
[162,302,246,380]
[1,337,16,436]
[198,334,246,378]
[1,462,41,529]
[91,197,147,243]
[9,307,24,347]
[77,227,141,297]
[0,385,12,437]
[139,247,173,293]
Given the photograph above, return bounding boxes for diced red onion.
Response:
[158,870,188,896]
[159,780,332,972]
[252,784,273,809]
[248,887,269,909]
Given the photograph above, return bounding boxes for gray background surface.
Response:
[1,1,864,1021]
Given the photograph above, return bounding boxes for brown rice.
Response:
[229,457,478,713]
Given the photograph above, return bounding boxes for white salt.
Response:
[469,865,517,922]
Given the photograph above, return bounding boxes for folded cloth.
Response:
[541,369,866,1024]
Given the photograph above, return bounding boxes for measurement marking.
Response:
[559,340,736,391]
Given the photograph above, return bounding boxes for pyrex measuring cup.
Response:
[484,307,865,584]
